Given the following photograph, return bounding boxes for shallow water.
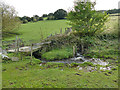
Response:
[40,53,109,66]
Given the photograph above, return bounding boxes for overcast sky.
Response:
[1,0,120,17]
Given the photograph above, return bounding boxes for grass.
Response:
[2,58,118,88]
[102,15,118,36]
[4,19,70,43]
[41,47,73,60]
[83,15,118,60]
[2,14,119,88]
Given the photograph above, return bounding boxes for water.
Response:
[40,53,109,66]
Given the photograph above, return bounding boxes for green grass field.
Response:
[2,58,118,88]
[4,19,70,43]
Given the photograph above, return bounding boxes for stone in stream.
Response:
[0,53,10,61]
[78,67,83,70]
[100,67,111,71]
[71,57,85,62]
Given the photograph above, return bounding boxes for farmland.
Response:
[4,20,70,43]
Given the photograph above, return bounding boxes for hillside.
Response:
[4,20,70,43]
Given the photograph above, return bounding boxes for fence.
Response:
[2,27,73,61]
[3,27,72,50]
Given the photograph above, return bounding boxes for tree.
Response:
[47,13,54,20]
[54,9,67,20]
[33,18,37,22]
[107,9,120,14]
[67,1,108,36]
[20,16,31,23]
[33,15,39,21]
[39,17,43,21]
[47,16,54,20]
[23,19,28,24]
[42,14,47,17]
[48,13,54,16]
[1,2,21,37]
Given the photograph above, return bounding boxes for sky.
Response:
[1,0,120,17]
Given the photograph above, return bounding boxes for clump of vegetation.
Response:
[41,47,73,60]
[81,62,94,67]
[1,2,21,38]
[67,1,108,36]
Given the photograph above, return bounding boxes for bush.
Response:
[67,1,108,36]
[23,19,28,24]
[33,18,37,22]
[39,17,43,21]
[42,14,47,17]
[47,16,55,20]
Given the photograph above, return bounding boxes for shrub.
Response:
[67,1,108,36]
[39,17,43,21]
[47,16,55,20]
[23,19,28,24]
[33,18,37,22]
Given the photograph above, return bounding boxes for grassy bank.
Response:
[41,47,74,60]
[83,15,118,60]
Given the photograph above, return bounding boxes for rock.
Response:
[100,66,112,71]
[100,67,107,71]
[11,57,19,61]
[0,52,10,61]
[61,69,63,71]
[74,57,85,61]
[79,67,82,70]
[1,54,9,59]
[40,64,42,66]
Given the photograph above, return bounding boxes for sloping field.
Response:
[4,20,69,43]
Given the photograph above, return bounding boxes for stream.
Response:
[39,53,116,71]
[40,53,109,66]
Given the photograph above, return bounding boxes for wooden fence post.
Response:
[19,39,23,60]
[73,46,75,57]
[30,43,33,64]
[60,28,62,34]
[15,36,18,55]
[17,38,20,53]
[81,40,84,54]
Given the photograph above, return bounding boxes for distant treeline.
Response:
[19,8,120,24]
[98,9,120,14]
[107,9,120,14]
[19,9,67,24]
